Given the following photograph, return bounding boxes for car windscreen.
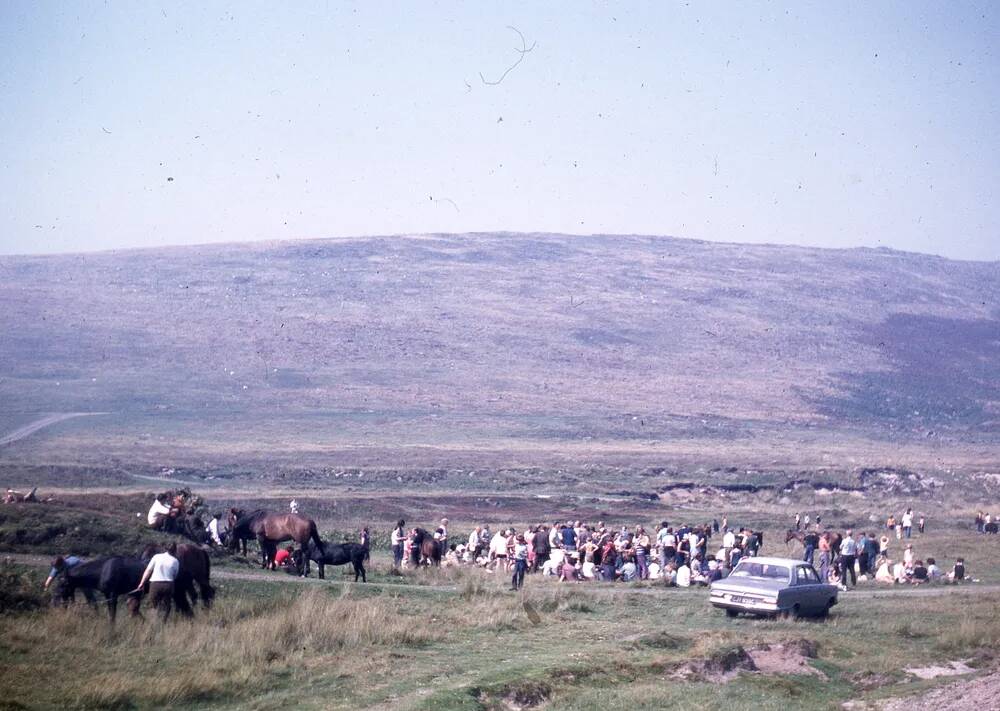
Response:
[729,562,790,581]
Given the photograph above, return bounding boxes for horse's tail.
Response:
[309,521,325,556]
[201,554,216,607]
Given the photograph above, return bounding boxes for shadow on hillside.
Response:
[809,313,1000,432]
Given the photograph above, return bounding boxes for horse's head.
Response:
[784,530,796,544]
[227,508,243,531]
[140,544,159,561]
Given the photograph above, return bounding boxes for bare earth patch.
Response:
[672,639,821,683]
[879,667,1000,711]
[904,660,975,680]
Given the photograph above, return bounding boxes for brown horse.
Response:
[228,509,325,572]
[409,527,441,566]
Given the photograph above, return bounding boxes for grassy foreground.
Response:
[2,551,1000,711]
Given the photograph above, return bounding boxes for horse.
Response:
[54,556,145,622]
[141,544,215,614]
[409,528,441,567]
[298,540,367,582]
[228,508,325,572]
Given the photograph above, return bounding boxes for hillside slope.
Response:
[0,233,997,466]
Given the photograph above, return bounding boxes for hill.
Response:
[0,233,997,471]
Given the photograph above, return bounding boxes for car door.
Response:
[794,565,821,612]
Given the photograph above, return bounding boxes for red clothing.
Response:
[274,549,291,565]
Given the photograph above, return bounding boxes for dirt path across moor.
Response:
[0,413,108,447]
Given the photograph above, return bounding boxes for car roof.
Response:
[737,556,813,567]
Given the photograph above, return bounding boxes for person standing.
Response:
[901,508,914,539]
[803,529,819,565]
[134,543,180,621]
[532,525,550,572]
[818,532,832,583]
[434,518,449,552]
[918,516,926,534]
[794,513,801,531]
[510,534,528,590]
[391,520,406,569]
[839,531,858,587]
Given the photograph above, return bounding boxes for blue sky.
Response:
[1,1,997,259]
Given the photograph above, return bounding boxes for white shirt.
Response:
[723,531,736,548]
[676,565,691,587]
[206,518,222,545]
[490,532,507,556]
[391,527,406,545]
[468,531,480,549]
[146,552,180,582]
[147,500,171,525]
[901,512,913,527]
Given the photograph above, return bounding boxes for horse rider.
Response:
[133,542,180,621]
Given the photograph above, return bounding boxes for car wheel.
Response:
[726,609,739,618]
[817,599,835,619]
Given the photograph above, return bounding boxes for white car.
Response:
[709,556,838,618]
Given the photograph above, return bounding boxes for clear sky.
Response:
[1,1,997,260]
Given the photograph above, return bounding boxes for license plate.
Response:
[730,595,755,604]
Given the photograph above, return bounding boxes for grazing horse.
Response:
[141,544,215,614]
[409,528,441,567]
[56,556,145,622]
[228,509,325,572]
[298,540,367,582]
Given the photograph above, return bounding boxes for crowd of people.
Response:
[794,509,970,589]
[393,517,764,591]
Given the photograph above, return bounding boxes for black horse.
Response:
[55,556,145,622]
[140,544,215,614]
[298,540,367,582]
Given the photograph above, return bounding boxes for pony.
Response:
[298,540,367,582]
[409,528,441,567]
[141,543,215,614]
[228,508,325,572]
[53,556,145,622]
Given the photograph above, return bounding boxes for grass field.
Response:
[2,492,1000,711]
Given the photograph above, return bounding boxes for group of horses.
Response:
[51,543,214,622]
[225,508,369,582]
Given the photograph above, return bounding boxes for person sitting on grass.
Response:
[675,562,692,587]
[893,559,908,584]
[542,549,565,577]
[948,558,966,582]
[559,554,579,582]
[926,557,942,581]
[910,559,928,584]
[875,557,894,584]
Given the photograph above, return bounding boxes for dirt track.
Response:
[0,413,107,447]
[5,551,998,599]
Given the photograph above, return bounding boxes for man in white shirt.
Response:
[901,509,914,539]
[205,513,223,546]
[147,495,172,530]
[134,543,180,621]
